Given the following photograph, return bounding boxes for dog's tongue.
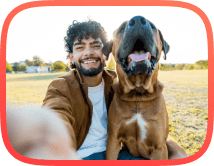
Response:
[129,52,150,62]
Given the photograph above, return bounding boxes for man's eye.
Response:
[93,45,101,49]
[76,46,84,50]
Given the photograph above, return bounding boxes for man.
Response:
[42,19,186,160]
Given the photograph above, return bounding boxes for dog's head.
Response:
[103,16,170,94]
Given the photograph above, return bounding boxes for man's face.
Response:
[69,36,105,77]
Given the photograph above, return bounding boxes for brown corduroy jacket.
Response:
[42,69,116,150]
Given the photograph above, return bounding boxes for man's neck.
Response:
[81,71,103,87]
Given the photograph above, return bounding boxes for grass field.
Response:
[6,70,208,156]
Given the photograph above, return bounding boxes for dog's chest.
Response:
[124,113,147,141]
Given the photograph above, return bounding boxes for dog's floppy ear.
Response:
[102,40,113,60]
[158,30,170,60]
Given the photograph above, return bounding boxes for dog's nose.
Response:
[128,16,147,27]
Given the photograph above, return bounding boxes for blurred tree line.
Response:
[105,57,208,71]
[6,54,207,73]
[6,55,69,72]
[6,61,13,72]
[105,55,116,71]
[105,56,208,71]
[160,60,208,71]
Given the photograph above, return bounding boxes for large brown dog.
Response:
[103,16,187,160]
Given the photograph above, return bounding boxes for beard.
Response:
[73,57,104,77]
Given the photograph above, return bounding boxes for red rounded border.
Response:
[1,0,213,166]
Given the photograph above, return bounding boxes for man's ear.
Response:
[158,30,170,60]
[68,53,73,61]
[102,40,113,60]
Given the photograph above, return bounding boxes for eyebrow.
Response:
[91,41,103,45]
[73,40,103,47]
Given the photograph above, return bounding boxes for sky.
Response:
[6,6,208,65]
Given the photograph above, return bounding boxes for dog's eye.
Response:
[117,22,127,35]
[118,28,124,34]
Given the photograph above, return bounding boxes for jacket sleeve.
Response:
[42,78,77,150]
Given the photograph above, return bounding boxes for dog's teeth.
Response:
[139,50,144,54]
[148,53,151,60]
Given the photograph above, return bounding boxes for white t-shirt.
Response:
[77,79,108,158]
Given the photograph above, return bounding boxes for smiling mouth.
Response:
[80,57,100,64]
[82,60,97,64]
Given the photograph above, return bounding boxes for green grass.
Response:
[159,70,208,156]
[6,72,67,105]
[6,70,208,156]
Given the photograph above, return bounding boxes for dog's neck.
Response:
[113,64,164,101]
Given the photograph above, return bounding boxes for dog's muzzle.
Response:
[118,16,158,76]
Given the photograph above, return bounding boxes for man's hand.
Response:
[6,104,81,160]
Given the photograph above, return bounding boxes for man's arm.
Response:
[42,78,77,150]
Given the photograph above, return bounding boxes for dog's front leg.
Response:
[106,132,121,160]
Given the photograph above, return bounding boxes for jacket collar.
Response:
[59,69,115,89]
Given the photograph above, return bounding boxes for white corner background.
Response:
[3,4,210,65]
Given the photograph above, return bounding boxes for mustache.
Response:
[79,57,101,63]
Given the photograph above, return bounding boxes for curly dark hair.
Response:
[64,19,108,53]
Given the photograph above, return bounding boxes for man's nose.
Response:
[84,47,94,56]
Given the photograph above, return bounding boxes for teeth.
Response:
[128,56,132,62]
[148,53,151,60]
[83,60,96,64]
[139,50,145,54]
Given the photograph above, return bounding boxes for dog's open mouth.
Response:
[119,40,157,76]
[127,51,151,68]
